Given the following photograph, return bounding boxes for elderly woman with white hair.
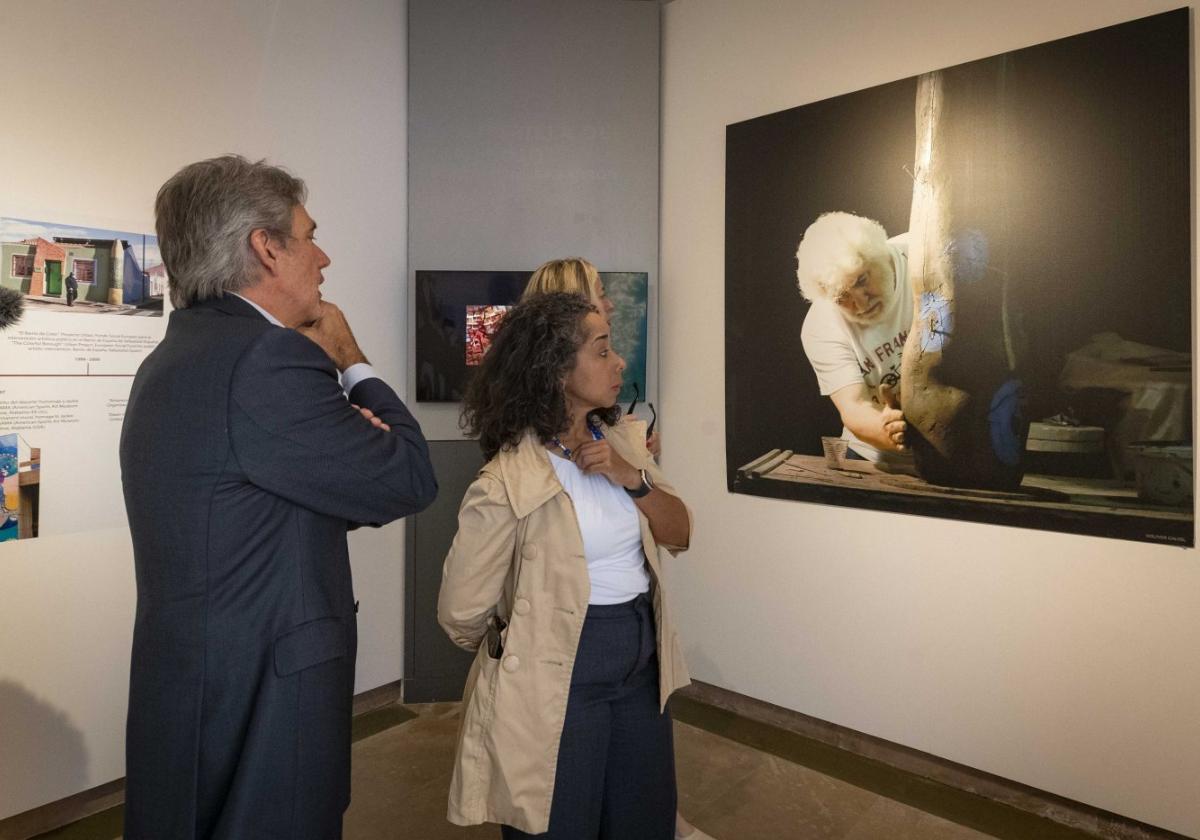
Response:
[794,211,912,465]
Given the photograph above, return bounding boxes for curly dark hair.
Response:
[462,292,621,460]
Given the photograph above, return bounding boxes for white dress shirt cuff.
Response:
[340,362,379,395]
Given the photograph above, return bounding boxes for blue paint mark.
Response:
[919,292,953,352]
[943,229,990,284]
[988,379,1025,466]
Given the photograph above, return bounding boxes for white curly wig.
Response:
[794,212,891,302]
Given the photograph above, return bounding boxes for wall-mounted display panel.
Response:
[0,215,167,547]
[1,217,165,317]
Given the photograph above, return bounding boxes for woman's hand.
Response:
[573,438,689,548]
[646,431,661,460]
[571,440,642,491]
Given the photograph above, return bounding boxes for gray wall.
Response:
[408,0,661,440]
[404,440,484,702]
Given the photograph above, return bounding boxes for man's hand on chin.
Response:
[298,300,369,372]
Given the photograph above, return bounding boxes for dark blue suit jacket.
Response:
[119,295,436,839]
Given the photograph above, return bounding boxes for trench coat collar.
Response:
[492,423,652,520]
[493,432,562,520]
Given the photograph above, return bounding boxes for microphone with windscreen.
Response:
[0,288,25,331]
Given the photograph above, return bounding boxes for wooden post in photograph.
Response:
[900,71,1026,490]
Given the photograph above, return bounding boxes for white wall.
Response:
[660,1,1199,835]
[0,0,409,820]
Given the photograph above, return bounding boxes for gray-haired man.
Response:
[120,155,436,840]
[795,211,911,465]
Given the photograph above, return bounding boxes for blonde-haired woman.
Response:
[522,256,607,306]
[521,259,706,840]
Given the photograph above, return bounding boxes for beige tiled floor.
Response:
[344,703,997,840]
[345,703,492,839]
[61,701,999,840]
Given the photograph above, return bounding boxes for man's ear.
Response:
[248,228,281,275]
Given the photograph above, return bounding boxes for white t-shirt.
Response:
[547,451,650,605]
[800,235,912,462]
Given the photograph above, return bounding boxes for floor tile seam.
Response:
[680,753,878,837]
[673,719,774,796]
[675,754,776,829]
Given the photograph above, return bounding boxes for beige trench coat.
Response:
[437,420,692,834]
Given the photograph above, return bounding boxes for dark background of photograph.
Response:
[415,270,650,402]
[725,9,1190,492]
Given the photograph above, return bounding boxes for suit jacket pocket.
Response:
[274,617,348,677]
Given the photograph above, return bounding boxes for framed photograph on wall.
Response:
[1,216,165,315]
[416,270,649,404]
[725,9,1192,545]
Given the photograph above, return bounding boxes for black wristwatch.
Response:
[625,468,653,499]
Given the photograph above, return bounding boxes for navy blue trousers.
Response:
[502,593,676,840]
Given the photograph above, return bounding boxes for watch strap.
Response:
[625,468,653,499]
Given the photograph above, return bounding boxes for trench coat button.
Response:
[502,655,520,673]
[522,544,539,561]
[514,598,531,616]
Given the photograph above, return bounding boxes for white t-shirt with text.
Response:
[800,235,912,462]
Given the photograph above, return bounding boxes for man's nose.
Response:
[852,288,872,311]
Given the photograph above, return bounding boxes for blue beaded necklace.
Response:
[549,420,604,460]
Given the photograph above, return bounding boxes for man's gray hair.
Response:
[155,155,307,309]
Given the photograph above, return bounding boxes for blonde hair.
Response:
[794,212,890,302]
[522,257,601,303]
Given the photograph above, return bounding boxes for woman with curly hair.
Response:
[523,260,705,840]
[521,257,665,463]
[438,292,692,839]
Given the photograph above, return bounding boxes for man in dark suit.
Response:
[119,155,437,839]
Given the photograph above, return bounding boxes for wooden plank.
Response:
[750,453,1189,522]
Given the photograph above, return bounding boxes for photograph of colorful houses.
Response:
[0,433,39,543]
[0,217,166,316]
